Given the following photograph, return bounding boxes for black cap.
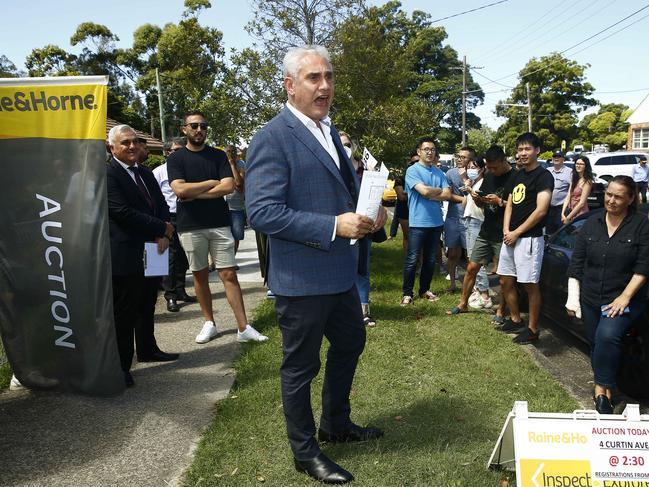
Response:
[641,156,647,162]
[552,150,565,158]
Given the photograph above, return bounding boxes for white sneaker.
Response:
[237,324,268,343]
[468,290,482,308]
[481,296,494,309]
[195,321,218,343]
[9,374,25,391]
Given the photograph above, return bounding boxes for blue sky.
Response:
[3,0,647,129]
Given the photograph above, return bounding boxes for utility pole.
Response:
[526,82,532,132]
[156,68,167,143]
[462,55,467,147]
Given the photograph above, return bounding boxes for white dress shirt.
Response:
[286,102,340,169]
[286,102,341,240]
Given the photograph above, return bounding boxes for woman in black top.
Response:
[566,176,649,414]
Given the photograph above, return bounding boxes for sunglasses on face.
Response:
[184,122,208,130]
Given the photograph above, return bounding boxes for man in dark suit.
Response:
[246,45,386,484]
[107,125,179,387]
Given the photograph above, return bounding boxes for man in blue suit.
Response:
[246,45,386,484]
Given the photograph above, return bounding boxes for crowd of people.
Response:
[8,42,641,485]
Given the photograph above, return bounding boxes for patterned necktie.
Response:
[128,166,153,208]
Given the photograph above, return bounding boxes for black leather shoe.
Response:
[318,424,384,443]
[138,350,180,362]
[124,371,134,388]
[594,394,613,414]
[166,299,180,312]
[294,453,353,484]
[178,293,197,303]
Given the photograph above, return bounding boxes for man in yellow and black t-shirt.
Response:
[497,133,554,344]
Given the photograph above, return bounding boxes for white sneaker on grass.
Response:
[468,290,481,308]
[9,374,25,391]
[196,321,218,344]
[237,324,268,343]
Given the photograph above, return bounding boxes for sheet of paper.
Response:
[143,242,169,277]
[351,149,390,244]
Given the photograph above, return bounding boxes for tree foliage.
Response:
[332,1,483,166]
[0,55,21,77]
[466,126,496,156]
[496,53,596,153]
[578,103,631,151]
[246,0,365,63]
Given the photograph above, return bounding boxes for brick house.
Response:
[627,94,649,154]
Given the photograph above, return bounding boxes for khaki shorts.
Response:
[179,227,236,272]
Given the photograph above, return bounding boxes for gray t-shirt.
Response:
[226,159,246,211]
[548,165,572,207]
[445,167,465,219]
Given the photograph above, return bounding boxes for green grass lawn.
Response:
[183,234,579,486]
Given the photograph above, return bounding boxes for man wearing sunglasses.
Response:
[167,111,268,345]
[153,137,198,313]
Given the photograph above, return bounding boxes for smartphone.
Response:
[601,305,630,316]
[473,189,484,196]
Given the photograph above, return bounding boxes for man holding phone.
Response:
[447,145,514,316]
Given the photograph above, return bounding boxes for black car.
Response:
[539,206,649,398]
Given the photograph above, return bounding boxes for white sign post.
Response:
[489,401,649,487]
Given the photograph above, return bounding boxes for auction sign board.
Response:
[489,401,649,486]
[0,76,124,395]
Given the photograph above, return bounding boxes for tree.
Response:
[70,22,146,130]
[466,127,496,155]
[496,53,596,153]
[331,1,483,166]
[119,1,231,141]
[25,45,79,77]
[0,55,22,77]
[578,103,631,151]
[246,0,365,63]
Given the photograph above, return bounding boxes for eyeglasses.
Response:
[184,122,208,130]
[420,148,436,153]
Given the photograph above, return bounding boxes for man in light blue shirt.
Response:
[632,155,649,204]
[401,137,451,305]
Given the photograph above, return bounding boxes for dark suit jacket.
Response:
[245,107,360,296]
[106,158,170,276]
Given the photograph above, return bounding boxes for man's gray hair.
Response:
[108,124,136,146]
[283,45,331,78]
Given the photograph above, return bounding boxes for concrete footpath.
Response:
[0,230,268,487]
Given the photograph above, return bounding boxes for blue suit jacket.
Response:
[245,107,360,297]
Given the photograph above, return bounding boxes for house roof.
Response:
[105,118,164,152]
[627,94,649,125]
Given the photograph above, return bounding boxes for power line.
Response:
[473,0,565,61]
[479,0,613,67]
[565,11,649,59]
[596,87,649,94]
[483,3,649,86]
[429,0,509,24]
[470,68,514,89]
[477,0,593,64]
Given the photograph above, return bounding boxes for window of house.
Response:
[633,128,649,149]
